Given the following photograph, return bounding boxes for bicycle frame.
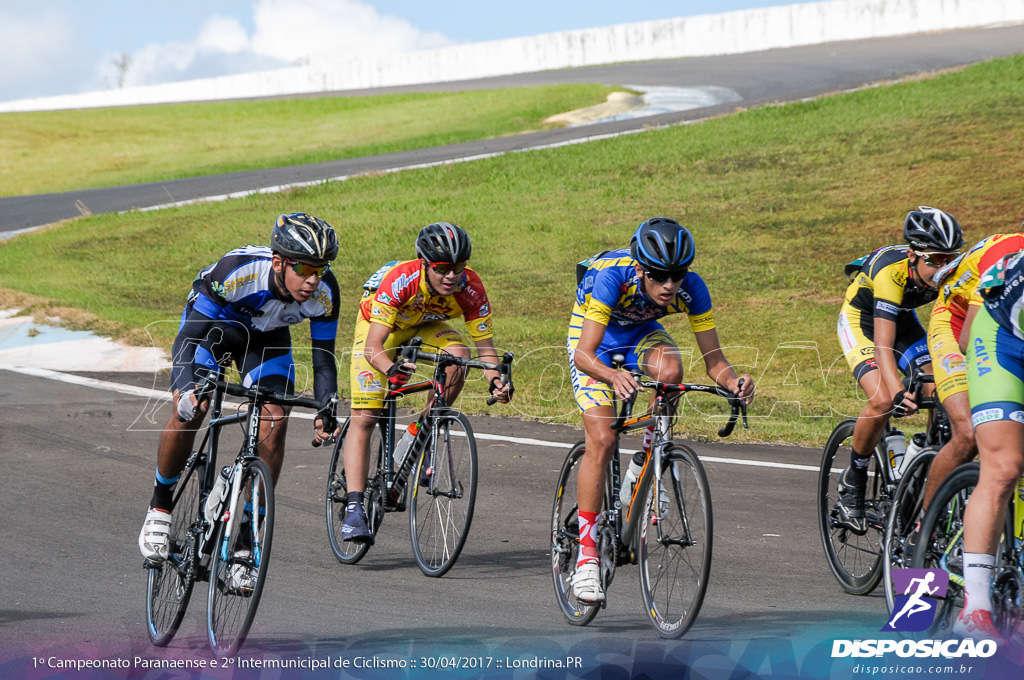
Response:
[611,379,744,558]
[340,338,513,512]
[183,378,327,564]
[147,373,328,655]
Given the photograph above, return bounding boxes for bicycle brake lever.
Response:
[486,351,515,406]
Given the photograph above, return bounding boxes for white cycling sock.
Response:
[962,552,996,614]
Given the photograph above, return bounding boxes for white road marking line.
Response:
[2,363,818,472]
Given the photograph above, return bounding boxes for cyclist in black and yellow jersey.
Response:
[835,207,963,530]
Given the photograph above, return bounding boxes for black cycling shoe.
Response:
[341,505,374,545]
[835,466,867,533]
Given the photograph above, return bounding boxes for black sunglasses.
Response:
[644,268,688,284]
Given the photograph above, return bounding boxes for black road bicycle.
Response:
[145,373,332,655]
[550,358,746,638]
[817,368,949,596]
[326,337,513,576]
[910,462,1023,641]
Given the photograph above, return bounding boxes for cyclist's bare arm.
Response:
[574,318,639,401]
[873,316,918,413]
[694,328,754,402]
[471,337,512,402]
[364,321,415,375]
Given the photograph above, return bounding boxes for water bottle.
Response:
[897,432,927,478]
[389,422,422,504]
[204,466,231,523]
[394,422,421,474]
[619,451,645,509]
[885,430,907,481]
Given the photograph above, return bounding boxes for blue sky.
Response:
[0,0,794,102]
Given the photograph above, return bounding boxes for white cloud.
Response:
[250,0,449,64]
[96,0,451,92]
[0,6,94,99]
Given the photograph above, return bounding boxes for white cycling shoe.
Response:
[139,508,171,564]
[228,550,257,594]
[571,561,605,604]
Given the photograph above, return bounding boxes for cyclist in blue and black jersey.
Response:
[567,217,754,603]
[139,213,343,581]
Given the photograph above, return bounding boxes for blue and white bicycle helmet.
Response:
[630,217,695,274]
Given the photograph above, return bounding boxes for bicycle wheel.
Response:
[817,419,887,594]
[638,444,712,638]
[550,442,600,626]
[409,409,477,577]
[992,499,1024,642]
[909,462,977,636]
[883,450,935,615]
[207,459,274,656]
[326,421,379,564]
[145,451,203,646]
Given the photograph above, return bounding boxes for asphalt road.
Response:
[0,366,906,677]
[2,24,1024,234]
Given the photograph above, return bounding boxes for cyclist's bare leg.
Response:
[155,388,205,482]
[641,342,684,414]
[960,419,1024,618]
[963,420,1024,556]
[342,408,380,494]
[578,405,618,516]
[922,390,975,509]
[577,404,617,581]
[641,343,684,383]
[437,343,471,405]
[255,403,289,482]
[852,368,890,457]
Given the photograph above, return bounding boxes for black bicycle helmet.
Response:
[271,212,339,262]
[415,222,472,263]
[630,217,695,273]
[903,206,964,252]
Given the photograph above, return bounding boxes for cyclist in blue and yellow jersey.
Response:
[835,207,963,531]
[953,245,1024,642]
[139,213,342,583]
[922,233,1024,516]
[340,222,513,544]
[567,217,754,603]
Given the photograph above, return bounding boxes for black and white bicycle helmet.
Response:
[415,222,472,263]
[630,217,695,273]
[271,212,339,262]
[903,206,964,252]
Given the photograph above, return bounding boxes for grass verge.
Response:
[2,56,1023,446]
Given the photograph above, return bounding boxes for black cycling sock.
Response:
[848,449,869,483]
[149,468,178,511]
[346,491,363,510]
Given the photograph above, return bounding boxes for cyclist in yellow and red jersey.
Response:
[340,222,512,543]
[835,207,963,530]
[922,233,1024,514]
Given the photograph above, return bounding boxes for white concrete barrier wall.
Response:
[3,0,1023,113]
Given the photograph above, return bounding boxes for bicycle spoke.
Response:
[639,446,712,639]
[207,460,274,656]
[817,420,886,594]
[550,443,600,626]
[410,411,477,577]
[146,453,202,647]
[325,424,376,564]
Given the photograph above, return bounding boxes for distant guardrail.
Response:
[1,0,1022,112]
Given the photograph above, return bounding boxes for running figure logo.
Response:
[883,569,949,632]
